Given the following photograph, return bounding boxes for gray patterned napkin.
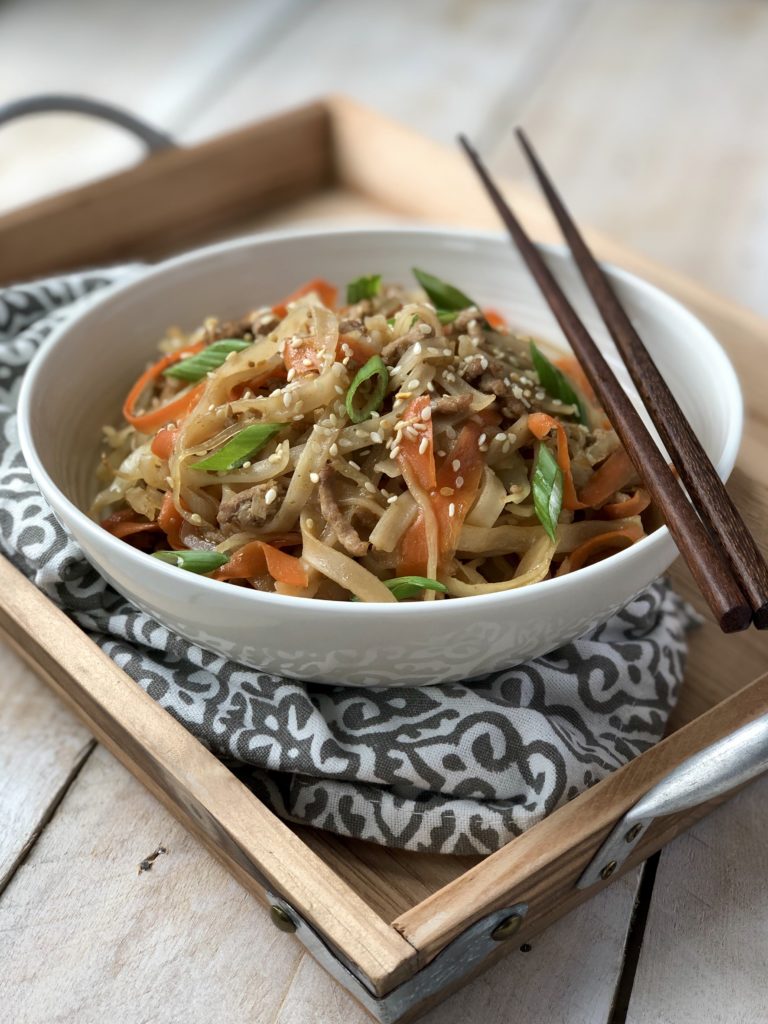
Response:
[0,269,698,854]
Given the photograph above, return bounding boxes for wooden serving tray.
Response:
[1,96,767,1023]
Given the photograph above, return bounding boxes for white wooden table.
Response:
[1,3,767,1021]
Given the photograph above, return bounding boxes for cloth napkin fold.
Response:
[0,269,698,854]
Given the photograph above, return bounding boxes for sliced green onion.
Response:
[530,341,588,424]
[412,268,492,329]
[193,423,283,471]
[532,443,563,543]
[163,339,252,382]
[346,274,381,304]
[152,550,229,574]
[436,310,459,324]
[384,576,447,600]
[412,268,477,311]
[350,576,447,601]
[345,355,389,423]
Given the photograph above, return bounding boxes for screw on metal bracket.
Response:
[270,904,297,933]
[490,910,526,941]
[600,860,618,880]
[625,823,643,843]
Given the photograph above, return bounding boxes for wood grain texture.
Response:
[0,645,93,889]
[493,0,768,319]
[273,870,642,1024]
[0,745,307,1023]
[0,557,416,996]
[0,102,334,285]
[392,672,768,962]
[626,775,768,1024]
[0,0,304,214]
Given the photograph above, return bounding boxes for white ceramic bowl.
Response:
[18,227,743,687]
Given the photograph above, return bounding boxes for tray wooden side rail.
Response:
[2,96,768,1022]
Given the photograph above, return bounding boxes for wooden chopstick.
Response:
[458,134,752,633]
[513,127,768,631]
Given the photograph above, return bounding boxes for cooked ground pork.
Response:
[217,479,287,534]
[430,394,473,416]
[318,464,369,557]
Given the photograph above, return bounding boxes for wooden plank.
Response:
[0,0,304,214]
[0,557,417,996]
[0,101,334,285]
[0,745,307,1022]
[273,870,643,1024]
[392,672,768,963]
[0,645,93,889]
[185,0,593,145]
[626,775,768,1024]
[490,0,768,318]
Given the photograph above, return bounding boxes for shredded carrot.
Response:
[100,508,160,540]
[337,334,377,366]
[397,512,429,578]
[157,491,185,549]
[123,343,205,433]
[214,539,308,587]
[559,525,644,574]
[272,278,337,319]
[150,426,179,461]
[602,488,651,519]
[579,449,637,509]
[396,395,436,492]
[527,412,585,511]
[433,420,485,559]
[484,308,508,331]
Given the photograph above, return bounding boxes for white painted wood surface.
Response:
[1,2,767,1021]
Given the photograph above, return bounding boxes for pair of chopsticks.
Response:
[459,131,768,633]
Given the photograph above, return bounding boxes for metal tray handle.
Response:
[579,711,768,887]
[0,93,175,152]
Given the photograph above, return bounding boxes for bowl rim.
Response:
[17,223,744,618]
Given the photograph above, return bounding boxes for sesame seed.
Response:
[364,481,377,494]
[334,385,345,395]
[293,414,303,421]
[387,495,398,504]
[268,453,282,464]
[189,513,203,525]
[448,502,456,518]
[242,461,252,469]
[208,404,215,412]
[406,378,421,390]
[495,432,506,442]
[413,342,422,355]
[439,486,454,497]
[420,406,432,421]
[395,391,412,400]
[329,443,339,457]
[306,517,315,530]
[371,431,383,444]
[283,393,293,408]
[502,441,511,453]
[418,436,429,455]
[309,472,320,484]
[391,445,401,459]
[455,475,464,488]
[286,367,296,382]
[264,487,277,505]
[508,432,517,443]
[478,433,487,447]
[452,459,461,471]
[437,449,446,458]
[348,460,361,471]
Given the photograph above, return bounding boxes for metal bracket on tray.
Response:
[578,712,768,888]
[266,890,528,1024]
[0,93,176,152]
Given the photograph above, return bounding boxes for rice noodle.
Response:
[93,274,648,601]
